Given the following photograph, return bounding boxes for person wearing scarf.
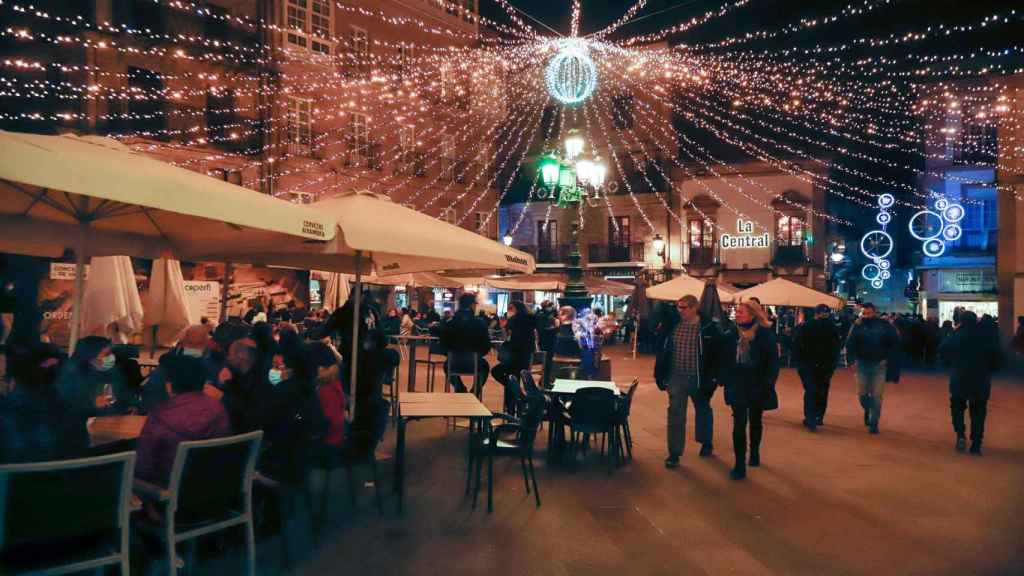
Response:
[718,301,779,480]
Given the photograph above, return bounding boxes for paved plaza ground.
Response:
[235,345,1024,576]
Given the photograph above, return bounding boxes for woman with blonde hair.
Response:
[719,300,779,480]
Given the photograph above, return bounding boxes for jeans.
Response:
[667,373,713,457]
[731,405,763,465]
[856,361,886,426]
[799,368,833,423]
[950,393,989,442]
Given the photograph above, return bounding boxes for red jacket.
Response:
[317,379,347,447]
[135,391,232,484]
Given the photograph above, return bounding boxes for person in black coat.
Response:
[846,303,900,434]
[793,304,841,430]
[717,301,779,480]
[490,300,537,413]
[440,292,491,395]
[939,311,1001,455]
[0,343,71,463]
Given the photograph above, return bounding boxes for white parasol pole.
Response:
[349,250,362,422]
[68,221,89,355]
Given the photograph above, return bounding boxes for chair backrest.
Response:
[168,431,262,526]
[518,369,541,396]
[428,339,447,356]
[569,387,617,430]
[530,351,547,366]
[518,391,548,446]
[622,378,639,416]
[446,351,479,376]
[0,452,135,563]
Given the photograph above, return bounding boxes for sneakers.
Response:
[729,465,746,480]
[803,419,817,432]
[699,444,714,457]
[956,437,966,452]
[748,451,760,467]
[815,415,824,426]
[664,456,680,469]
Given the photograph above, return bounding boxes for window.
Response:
[441,139,456,180]
[115,0,164,34]
[285,0,332,55]
[955,123,997,164]
[347,112,369,156]
[957,192,997,251]
[397,125,416,173]
[397,44,414,77]
[441,207,457,224]
[204,4,230,41]
[612,95,634,130]
[608,216,631,246]
[463,0,476,22]
[688,219,715,265]
[349,26,369,70]
[126,67,164,137]
[205,87,236,144]
[474,212,489,235]
[538,220,558,247]
[286,97,312,152]
[776,215,805,247]
[439,65,452,100]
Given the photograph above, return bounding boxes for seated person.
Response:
[0,343,70,463]
[212,337,262,432]
[440,293,491,394]
[255,349,325,485]
[135,355,232,485]
[142,325,221,411]
[56,336,130,454]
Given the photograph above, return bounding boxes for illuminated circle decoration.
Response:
[878,193,895,209]
[943,204,964,223]
[943,224,962,241]
[861,230,893,260]
[880,270,891,280]
[862,263,881,281]
[923,238,946,257]
[545,44,598,105]
[871,279,884,289]
[876,212,892,225]
[879,259,890,270]
[908,210,944,241]
[935,198,949,211]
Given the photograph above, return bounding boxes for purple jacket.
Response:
[135,392,232,485]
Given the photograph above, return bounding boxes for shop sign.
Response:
[938,269,995,293]
[720,219,770,250]
[183,281,221,322]
[50,262,89,281]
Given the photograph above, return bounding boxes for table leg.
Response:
[407,340,418,393]
[464,418,475,495]
[396,418,407,514]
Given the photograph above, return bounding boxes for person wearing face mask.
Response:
[255,349,326,485]
[142,324,222,411]
[55,335,129,454]
[717,301,779,480]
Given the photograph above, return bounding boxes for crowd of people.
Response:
[655,296,1006,480]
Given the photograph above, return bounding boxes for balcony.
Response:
[773,245,807,266]
[588,243,645,264]
[520,244,571,264]
[687,247,717,267]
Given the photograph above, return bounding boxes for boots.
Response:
[749,449,760,467]
[969,440,982,455]
[731,446,747,479]
[859,395,871,427]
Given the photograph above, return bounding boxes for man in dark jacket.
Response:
[654,295,721,468]
[846,303,899,434]
[939,311,1000,454]
[135,355,232,485]
[793,304,841,430]
[441,292,491,395]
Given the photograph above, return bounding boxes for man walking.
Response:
[939,311,1000,455]
[793,304,841,431]
[654,295,720,468]
[846,303,899,434]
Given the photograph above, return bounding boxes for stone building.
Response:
[997,73,1024,341]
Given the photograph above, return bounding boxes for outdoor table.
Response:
[88,415,147,448]
[549,379,621,396]
[389,334,439,393]
[394,393,492,514]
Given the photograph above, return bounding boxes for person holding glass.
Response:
[55,335,130,454]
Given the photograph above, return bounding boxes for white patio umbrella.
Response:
[0,130,335,349]
[197,190,536,418]
[144,258,193,350]
[80,256,144,340]
[646,273,735,303]
[355,271,464,289]
[733,278,844,309]
[322,271,351,311]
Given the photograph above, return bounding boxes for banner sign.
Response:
[720,219,770,250]
[183,281,221,323]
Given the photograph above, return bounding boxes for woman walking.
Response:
[719,301,779,480]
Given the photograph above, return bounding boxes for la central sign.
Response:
[720,219,770,250]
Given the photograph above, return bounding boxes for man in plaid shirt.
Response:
[655,294,721,469]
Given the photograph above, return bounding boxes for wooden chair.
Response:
[133,431,263,576]
[0,452,136,576]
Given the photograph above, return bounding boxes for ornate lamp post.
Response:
[536,131,607,312]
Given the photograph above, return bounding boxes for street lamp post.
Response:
[537,132,607,312]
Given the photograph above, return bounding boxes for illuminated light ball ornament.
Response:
[544,41,597,106]
[908,196,964,258]
[861,193,894,290]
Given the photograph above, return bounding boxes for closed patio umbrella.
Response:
[698,280,727,322]
[144,258,193,350]
[733,278,843,309]
[0,130,336,349]
[81,256,144,341]
[322,272,350,311]
[646,273,734,303]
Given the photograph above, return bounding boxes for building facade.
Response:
[997,73,1024,341]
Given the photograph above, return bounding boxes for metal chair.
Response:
[614,379,640,462]
[415,340,447,392]
[0,452,136,576]
[133,431,263,576]
[567,387,620,474]
[472,388,547,513]
[530,350,549,388]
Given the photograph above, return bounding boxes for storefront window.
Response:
[776,215,805,246]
